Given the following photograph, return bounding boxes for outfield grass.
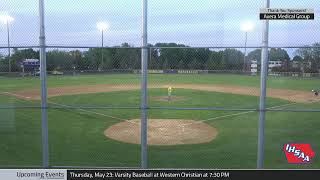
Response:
[0,74,319,91]
[50,88,289,109]
[0,89,319,168]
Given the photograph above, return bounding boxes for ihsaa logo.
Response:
[283,143,315,164]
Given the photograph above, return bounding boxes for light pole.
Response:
[240,21,254,72]
[0,14,14,72]
[97,22,109,71]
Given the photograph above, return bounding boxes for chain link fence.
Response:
[0,0,319,169]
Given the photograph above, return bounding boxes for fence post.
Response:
[39,0,49,168]
[257,0,270,169]
[141,0,148,169]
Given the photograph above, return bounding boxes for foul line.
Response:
[0,92,138,125]
[3,91,320,128]
[47,101,139,125]
[0,91,31,99]
[180,102,299,127]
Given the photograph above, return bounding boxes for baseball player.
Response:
[168,86,172,101]
[312,89,319,96]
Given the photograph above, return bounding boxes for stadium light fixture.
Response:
[240,21,255,72]
[0,14,14,24]
[0,13,14,72]
[96,21,109,47]
[241,21,254,32]
[96,21,109,70]
[97,21,109,32]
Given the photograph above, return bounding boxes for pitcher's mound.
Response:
[104,119,218,145]
[152,96,187,102]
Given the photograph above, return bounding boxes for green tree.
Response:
[269,48,287,61]
[83,43,141,71]
[247,49,261,62]
[269,48,290,71]
[206,51,223,70]
[291,55,304,72]
[10,48,39,71]
[193,48,210,69]
[296,43,320,72]
[162,58,169,69]
[0,53,6,72]
[222,49,244,70]
[85,48,106,70]
[70,50,83,70]
[155,43,189,69]
[0,55,9,72]
[292,55,303,62]
[47,50,72,71]
[177,60,185,69]
[116,43,140,70]
[149,47,159,69]
[188,58,201,69]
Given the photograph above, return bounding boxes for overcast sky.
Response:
[0,0,319,49]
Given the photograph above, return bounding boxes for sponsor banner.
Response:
[260,8,314,13]
[260,8,314,20]
[0,169,67,180]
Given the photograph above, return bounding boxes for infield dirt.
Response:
[2,83,317,103]
[104,119,218,145]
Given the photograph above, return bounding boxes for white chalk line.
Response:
[180,98,320,127]
[47,101,167,128]
[0,91,31,99]
[1,91,167,127]
[1,91,149,127]
[179,102,299,127]
[0,92,138,125]
[47,101,140,125]
[2,91,320,129]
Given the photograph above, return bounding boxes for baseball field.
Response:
[0,73,319,168]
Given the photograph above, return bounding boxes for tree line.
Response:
[0,42,319,73]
